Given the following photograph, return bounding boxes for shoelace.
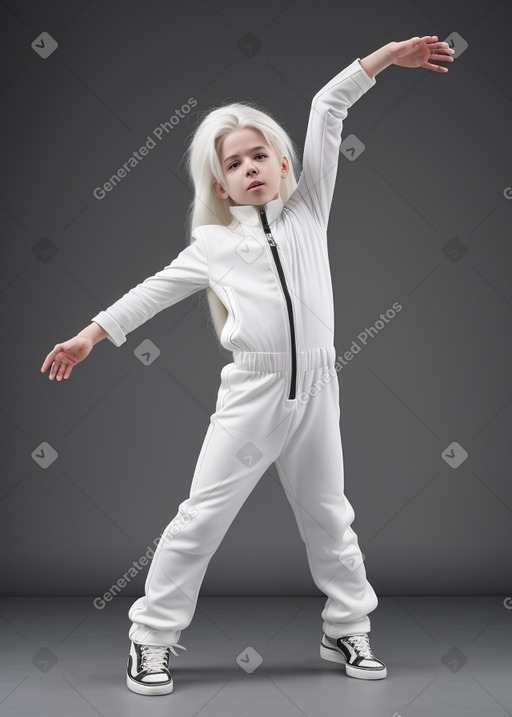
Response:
[342,634,375,659]
[140,643,187,672]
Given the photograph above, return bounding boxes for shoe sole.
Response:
[126,673,174,695]
[320,641,387,680]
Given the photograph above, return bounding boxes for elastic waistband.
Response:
[232,346,336,373]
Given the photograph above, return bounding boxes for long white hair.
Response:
[181,101,300,343]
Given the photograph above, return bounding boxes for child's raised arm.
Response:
[289,56,377,232]
[289,35,454,232]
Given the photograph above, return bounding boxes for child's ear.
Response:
[212,180,228,200]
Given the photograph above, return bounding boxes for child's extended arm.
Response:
[289,35,454,232]
[89,229,210,347]
[41,230,210,380]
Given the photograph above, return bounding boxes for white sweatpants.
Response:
[128,346,378,646]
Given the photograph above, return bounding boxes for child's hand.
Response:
[41,336,94,381]
[389,35,455,72]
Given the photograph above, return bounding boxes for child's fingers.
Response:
[425,62,449,72]
[57,360,68,381]
[41,354,56,373]
[41,345,63,372]
[41,351,54,372]
[54,358,74,381]
[48,356,63,380]
[432,43,454,53]
[430,50,454,59]
[51,363,64,381]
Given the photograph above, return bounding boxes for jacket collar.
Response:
[228,195,284,227]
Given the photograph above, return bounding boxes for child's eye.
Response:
[228,154,266,170]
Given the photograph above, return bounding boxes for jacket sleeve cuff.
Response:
[90,312,127,347]
[351,58,377,91]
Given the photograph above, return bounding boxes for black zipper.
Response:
[259,207,297,400]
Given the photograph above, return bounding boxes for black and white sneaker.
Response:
[126,641,187,695]
[320,632,387,679]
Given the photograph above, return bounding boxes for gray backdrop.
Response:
[2,0,511,598]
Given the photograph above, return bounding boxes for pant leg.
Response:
[128,363,295,646]
[274,364,378,638]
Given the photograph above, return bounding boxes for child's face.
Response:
[213,127,289,209]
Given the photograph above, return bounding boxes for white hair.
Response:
[181,101,299,343]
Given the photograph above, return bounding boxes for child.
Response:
[41,36,454,696]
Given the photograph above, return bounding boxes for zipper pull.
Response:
[260,208,277,246]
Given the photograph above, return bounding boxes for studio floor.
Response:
[0,595,510,716]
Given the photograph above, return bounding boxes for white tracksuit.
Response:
[91,57,379,647]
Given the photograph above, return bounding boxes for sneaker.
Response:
[126,641,187,695]
[320,632,387,679]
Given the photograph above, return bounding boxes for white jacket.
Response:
[91,58,376,399]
